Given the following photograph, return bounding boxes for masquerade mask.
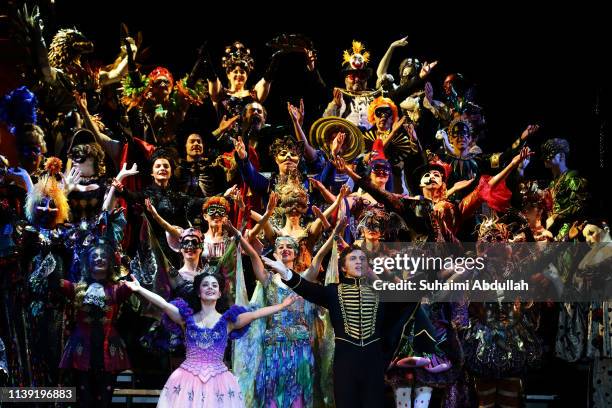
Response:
[374,107,393,118]
[276,149,299,162]
[206,204,227,218]
[372,163,391,176]
[180,237,203,251]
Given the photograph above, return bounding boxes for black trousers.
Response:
[333,340,386,408]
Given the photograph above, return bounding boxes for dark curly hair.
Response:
[189,271,228,313]
[338,245,368,275]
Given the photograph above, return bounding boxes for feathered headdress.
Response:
[342,40,370,71]
[25,157,70,225]
[0,86,38,134]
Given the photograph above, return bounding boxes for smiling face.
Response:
[185,134,203,160]
[341,249,367,278]
[199,275,221,301]
[89,246,110,281]
[151,158,171,184]
[180,235,203,261]
[228,65,248,90]
[274,239,297,265]
[203,204,228,228]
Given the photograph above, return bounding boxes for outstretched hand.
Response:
[261,256,291,279]
[520,124,540,141]
[218,115,240,135]
[234,136,247,160]
[124,274,141,292]
[144,198,159,217]
[116,163,139,181]
[223,218,241,238]
[63,166,99,193]
[419,61,439,79]
[312,205,331,230]
[281,294,300,308]
[287,99,305,126]
[266,192,278,215]
[511,146,535,167]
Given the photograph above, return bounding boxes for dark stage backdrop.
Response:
[1,1,609,215]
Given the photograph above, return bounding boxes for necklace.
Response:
[338,88,382,98]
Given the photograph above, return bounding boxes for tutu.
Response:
[157,299,250,408]
[157,367,244,408]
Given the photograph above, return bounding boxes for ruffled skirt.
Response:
[157,367,244,408]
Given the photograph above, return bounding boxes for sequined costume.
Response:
[463,301,542,379]
[158,299,250,408]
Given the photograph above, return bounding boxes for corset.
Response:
[180,324,229,382]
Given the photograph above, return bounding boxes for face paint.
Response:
[420,170,443,188]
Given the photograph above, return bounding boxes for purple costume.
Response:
[158,299,250,408]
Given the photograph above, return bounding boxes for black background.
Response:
[5,1,611,214]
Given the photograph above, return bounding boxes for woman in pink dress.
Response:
[125,268,297,408]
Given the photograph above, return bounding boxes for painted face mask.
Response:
[206,204,227,218]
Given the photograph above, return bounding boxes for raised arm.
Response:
[230,294,298,330]
[248,192,278,243]
[488,146,534,188]
[262,256,330,308]
[98,37,136,85]
[124,275,182,325]
[308,176,336,204]
[74,92,123,167]
[309,184,350,238]
[224,219,267,284]
[288,100,317,162]
[234,136,271,195]
[377,37,408,80]
[102,163,139,212]
[333,157,406,215]
[145,198,181,240]
[302,217,347,282]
